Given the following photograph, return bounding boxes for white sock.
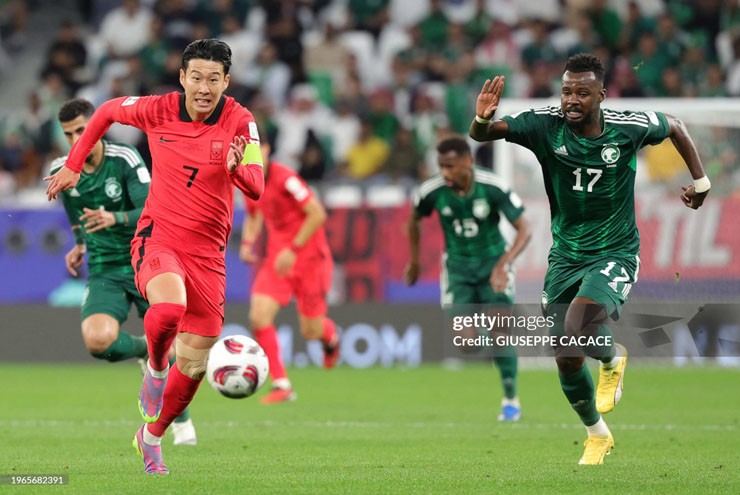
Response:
[585,417,611,437]
[272,378,291,390]
[501,397,520,407]
[602,347,622,369]
[143,427,163,446]
[147,361,169,379]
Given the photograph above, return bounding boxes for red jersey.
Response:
[64,92,264,256]
[245,161,329,260]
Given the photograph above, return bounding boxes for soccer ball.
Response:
[206,335,269,399]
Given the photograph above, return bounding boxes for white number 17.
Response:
[572,168,602,192]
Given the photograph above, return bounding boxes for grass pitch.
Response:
[2,363,739,494]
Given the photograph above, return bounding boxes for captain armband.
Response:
[241,142,263,167]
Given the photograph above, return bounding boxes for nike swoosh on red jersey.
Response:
[159,136,176,143]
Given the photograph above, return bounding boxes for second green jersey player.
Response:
[52,99,151,363]
[405,135,531,422]
[470,54,710,465]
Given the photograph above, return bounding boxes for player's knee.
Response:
[179,358,207,380]
[84,336,115,355]
[299,323,322,340]
[563,312,587,339]
[249,313,272,331]
[146,302,186,332]
[81,320,117,354]
[176,339,210,380]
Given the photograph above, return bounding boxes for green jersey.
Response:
[414,167,525,260]
[502,106,670,261]
[51,141,150,273]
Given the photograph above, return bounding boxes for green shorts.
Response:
[542,253,640,320]
[81,266,148,323]
[441,254,514,309]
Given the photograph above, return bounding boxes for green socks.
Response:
[493,345,518,400]
[559,364,600,426]
[91,332,147,362]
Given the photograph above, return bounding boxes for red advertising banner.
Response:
[323,196,740,301]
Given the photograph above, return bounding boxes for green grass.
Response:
[2,364,739,494]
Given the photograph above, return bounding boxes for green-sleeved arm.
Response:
[113,158,150,227]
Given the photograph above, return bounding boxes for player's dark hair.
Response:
[182,38,232,75]
[565,53,605,83]
[58,98,95,123]
[437,135,471,157]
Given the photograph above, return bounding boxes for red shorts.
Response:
[252,253,333,318]
[131,238,226,337]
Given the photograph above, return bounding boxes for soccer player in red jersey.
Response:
[45,39,264,474]
[240,136,339,404]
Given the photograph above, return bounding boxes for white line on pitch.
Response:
[0,419,735,432]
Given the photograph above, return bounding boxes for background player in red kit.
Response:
[240,135,339,404]
[45,38,264,474]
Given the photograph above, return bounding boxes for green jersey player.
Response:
[53,99,195,445]
[405,136,531,421]
[470,54,709,465]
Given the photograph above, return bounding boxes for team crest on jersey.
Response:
[104,179,122,200]
[601,144,620,164]
[440,206,453,216]
[472,199,490,219]
[211,140,224,161]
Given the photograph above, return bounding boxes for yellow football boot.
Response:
[596,343,628,414]
[579,434,615,465]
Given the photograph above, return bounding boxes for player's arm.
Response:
[404,210,423,286]
[469,76,510,142]
[240,207,264,264]
[490,215,531,293]
[228,135,265,200]
[274,197,327,277]
[292,197,327,250]
[116,155,151,228]
[665,114,710,209]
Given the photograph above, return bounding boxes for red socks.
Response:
[254,325,288,380]
[322,318,337,346]
[144,303,186,370]
[148,364,201,437]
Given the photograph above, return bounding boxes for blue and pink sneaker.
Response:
[132,424,169,474]
[138,365,167,423]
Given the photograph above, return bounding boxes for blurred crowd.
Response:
[1,0,739,199]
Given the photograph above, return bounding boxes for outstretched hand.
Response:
[44,166,80,201]
[64,243,86,277]
[680,184,708,210]
[475,76,505,120]
[490,260,511,293]
[226,135,248,173]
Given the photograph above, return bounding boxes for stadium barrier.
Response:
[3,302,737,365]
